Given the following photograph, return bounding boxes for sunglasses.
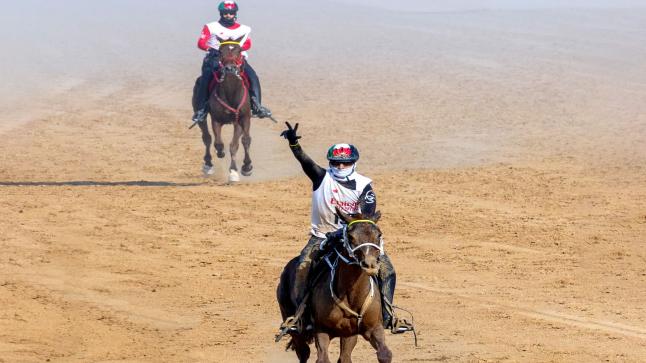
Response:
[329,161,354,167]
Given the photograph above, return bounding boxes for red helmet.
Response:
[218,1,239,14]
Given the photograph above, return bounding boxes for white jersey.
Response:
[203,21,251,58]
[310,171,373,238]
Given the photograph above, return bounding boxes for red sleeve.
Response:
[197,25,210,51]
[242,37,252,51]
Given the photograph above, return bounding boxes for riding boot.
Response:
[379,254,414,334]
[244,62,272,118]
[192,50,219,123]
[379,256,397,329]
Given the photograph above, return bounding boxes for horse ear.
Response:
[335,207,353,225]
[215,35,225,43]
[234,35,245,44]
[369,210,381,223]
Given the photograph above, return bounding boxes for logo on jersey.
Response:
[364,190,375,204]
[330,197,359,212]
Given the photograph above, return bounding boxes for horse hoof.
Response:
[202,164,215,176]
[241,164,253,176]
[216,151,225,159]
[228,169,240,183]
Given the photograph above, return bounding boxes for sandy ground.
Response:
[1,1,646,362]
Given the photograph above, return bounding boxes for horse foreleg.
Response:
[314,331,332,363]
[240,123,252,176]
[338,335,358,363]
[198,121,214,174]
[365,328,392,363]
[229,123,243,172]
[213,120,225,159]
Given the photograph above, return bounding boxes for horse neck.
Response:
[335,262,373,307]
[217,74,245,104]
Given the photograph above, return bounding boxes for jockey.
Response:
[279,122,414,334]
[192,1,272,124]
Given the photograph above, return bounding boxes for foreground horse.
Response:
[277,210,392,363]
[193,35,252,182]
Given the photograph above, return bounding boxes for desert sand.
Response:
[1,1,645,362]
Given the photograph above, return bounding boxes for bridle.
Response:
[323,219,384,328]
[217,41,244,81]
[215,40,248,122]
[337,219,384,265]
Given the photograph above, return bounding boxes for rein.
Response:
[324,254,376,329]
[214,80,248,123]
[214,64,247,123]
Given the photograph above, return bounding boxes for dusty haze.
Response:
[1,1,645,362]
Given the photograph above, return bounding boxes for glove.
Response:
[321,229,344,252]
[280,121,302,145]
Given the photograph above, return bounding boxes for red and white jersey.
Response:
[198,21,252,58]
[310,171,373,238]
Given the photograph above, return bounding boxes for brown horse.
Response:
[277,209,392,363]
[194,35,252,182]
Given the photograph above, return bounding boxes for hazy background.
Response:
[1,0,645,168]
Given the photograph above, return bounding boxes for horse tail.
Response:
[285,338,295,351]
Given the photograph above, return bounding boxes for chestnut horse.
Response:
[193,35,252,182]
[277,209,392,363]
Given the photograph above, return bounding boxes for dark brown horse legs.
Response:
[367,328,392,363]
[229,123,243,172]
[198,121,213,167]
[338,336,358,363]
[213,121,225,159]
[241,134,252,175]
[315,332,332,363]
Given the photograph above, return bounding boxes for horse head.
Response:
[216,35,245,77]
[336,207,383,276]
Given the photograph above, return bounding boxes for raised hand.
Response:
[280,121,302,144]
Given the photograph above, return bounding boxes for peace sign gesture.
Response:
[280,122,302,144]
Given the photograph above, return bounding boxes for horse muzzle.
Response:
[360,260,380,276]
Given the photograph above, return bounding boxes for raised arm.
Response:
[280,122,326,190]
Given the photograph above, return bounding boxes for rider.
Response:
[279,122,413,334]
[192,1,271,124]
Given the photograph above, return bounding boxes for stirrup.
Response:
[252,106,272,119]
[391,317,415,334]
[275,315,301,342]
[192,109,208,123]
